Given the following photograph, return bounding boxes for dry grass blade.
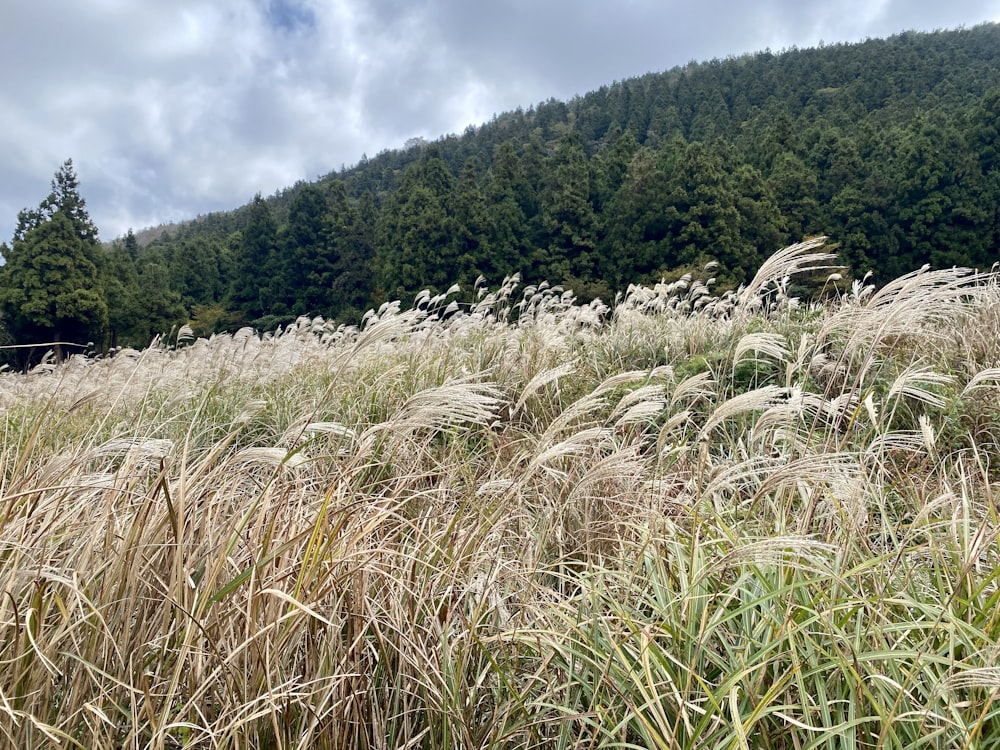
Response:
[233,446,309,468]
[737,237,839,307]
[961,367,1000,395]
[887,364,955,409]
[732,332,791,365]
[389,379,502,433]
[671,371,716,408]
[698,385,788,439]
[91,438,174,460]
[302,421,357,440]
[715,535,838,570]
[513,362,577,415]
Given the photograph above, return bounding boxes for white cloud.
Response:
[1,0,999,243]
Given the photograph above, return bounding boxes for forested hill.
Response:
[4,23,1000,353]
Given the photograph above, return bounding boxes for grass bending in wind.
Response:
[3,239,1000,748]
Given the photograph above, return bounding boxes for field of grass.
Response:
[3,238,1000,749]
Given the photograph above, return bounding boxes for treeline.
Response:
[3,25,1000,358]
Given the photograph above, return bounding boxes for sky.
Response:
[1,0,999,245]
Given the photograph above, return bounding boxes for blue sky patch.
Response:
[265,0,316,34]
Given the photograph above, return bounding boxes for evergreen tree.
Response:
[537,133,599,288]
[590,127,640,214]
[285,183,334,316]
[448,159,493,285]
[0,212,107,361]
[662,141,749,285]
[602,146,671,290]
[230,194,282,325]
[0,160,108,362]
[485,142,530,280]
[767,151,821,241]
[134,261,187,343]
[14,159,100,245]
[326,183,374,320]
[374,149,457,299]
[103,235,144,349]
[168,237,228,311]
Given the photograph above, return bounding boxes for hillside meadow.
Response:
[3,239,1000,748]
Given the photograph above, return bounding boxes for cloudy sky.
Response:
[2,0,999,244]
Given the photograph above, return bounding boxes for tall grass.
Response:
[3,238,1000,748]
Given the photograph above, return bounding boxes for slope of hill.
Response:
[4,23,1000,356]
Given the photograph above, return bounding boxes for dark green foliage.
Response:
[14,159,100,246]
[168,236,231,311]
[0,161,109,362]
[284,183,333,316]
[325,184,375,321]
[0,212,107,359]
[103,235,144,348]
[484,142,531,281]
[134,262,187,342]
[229,194,285,325]
[537,133,599,286]
[374,149,459,299]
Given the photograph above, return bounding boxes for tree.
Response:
[484,142,531,280]
[537,133,599,288]
[326,183,374,321]
[602,146,671,290]
[0,160,108,362]
[168,237,229,311]
[447,159,493,286]
[103,235,144,349]
[229,194,283,325]
[14,159,100,245]
[374,149,457,299]
[284,183,333,316]
[0,213,107,361]
[134,261,187,343]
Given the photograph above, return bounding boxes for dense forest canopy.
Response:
[2,24,1000,358]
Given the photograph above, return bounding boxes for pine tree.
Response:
[374,150,457,299]
[448,159,493,286]
[485,142,530,280]
[14,159,100,245]
[602,146,672,289]
[326,183,374,321]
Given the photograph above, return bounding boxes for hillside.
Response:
[3,23,1000,356]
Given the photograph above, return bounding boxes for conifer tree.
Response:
[448,159,493,286]
[326,182,374,320]
[374,149,457,299]
[230,194,281,324]
[0,160,108,362]
[485,142,530,280]
[538,133,599,286]
[103,234,144,349]
[285,183,333,316]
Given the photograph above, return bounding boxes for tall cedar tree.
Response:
[104,232,144,349]
[230,194,282,325]
[375,148,457,299]
[326,183,375,320]
[285,183,334,317]
[0,160,108,361]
